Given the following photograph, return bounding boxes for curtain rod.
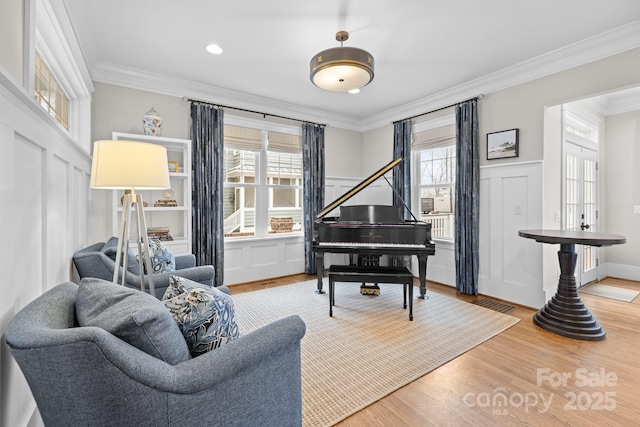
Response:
[182,97,326,127]
[392,94,485,124]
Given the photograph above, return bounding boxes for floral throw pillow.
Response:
[139,239,175,274]
[163,275,239,356]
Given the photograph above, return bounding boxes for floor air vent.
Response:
[471,298,516,314]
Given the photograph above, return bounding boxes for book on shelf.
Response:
[154,199,178,207]
[147,226,173,241]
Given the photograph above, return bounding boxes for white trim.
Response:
[365,21,640,131]
[412,114,456,133]
[480,159,544,169]
[27,0,93,148]
[88,21,640,132]
[93,62,358,132]
[604,262,640,282]
[224,114,301,136]
[0,67,90,159]
[23,0,36,93]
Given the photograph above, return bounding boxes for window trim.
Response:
[412,114,456,242]
[224,115,303,239]
[25,0,93,149]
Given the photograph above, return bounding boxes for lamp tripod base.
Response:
[113,191,156,296]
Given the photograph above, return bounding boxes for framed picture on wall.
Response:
[487,128,519,160]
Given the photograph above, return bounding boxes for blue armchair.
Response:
[5,281,306,427]
[73,237,216,299]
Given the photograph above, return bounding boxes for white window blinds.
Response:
[268,131,301,154]
[224,125,262,151]
[413,124,456,150]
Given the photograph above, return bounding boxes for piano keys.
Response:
[312,158,436,298]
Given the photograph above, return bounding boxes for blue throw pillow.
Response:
[101,236,140,275]
[76,277,191,365]
[163,275,239,356]
[137,239,176,274]
[147,239,175,274]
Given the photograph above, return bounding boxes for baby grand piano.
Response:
[313,158,436,298]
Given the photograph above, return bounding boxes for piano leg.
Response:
[417,254,429,299]
[315,252,325,294]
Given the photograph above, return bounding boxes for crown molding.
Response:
[604,96,640,115]
[91,63,363,131]
[595,86,640,115]
[91,20,640,133]
[362,20,640,131]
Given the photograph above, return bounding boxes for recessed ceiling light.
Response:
[206,44,223,55]
[348,88,360,94]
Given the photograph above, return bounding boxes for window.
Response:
[34,51,70,130]
[413,121,456,240]
[28,0,93,147]
[223,123,302,238]
[564,110,599,144]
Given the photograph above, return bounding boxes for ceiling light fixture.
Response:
[206,44,223,55]
[310,31,374,92]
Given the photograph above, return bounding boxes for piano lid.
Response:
[316,157,402,219]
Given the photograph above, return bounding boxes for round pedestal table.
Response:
[518,229,626,341]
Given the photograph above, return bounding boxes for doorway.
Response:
[562,106,600,286]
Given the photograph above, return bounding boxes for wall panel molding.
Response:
[479,161,545,308]
[1,73,92,427]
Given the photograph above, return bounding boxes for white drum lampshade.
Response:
[90,140,170,190]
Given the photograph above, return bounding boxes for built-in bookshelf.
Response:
[111,132,192,255]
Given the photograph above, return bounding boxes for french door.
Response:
[563,142,598,286]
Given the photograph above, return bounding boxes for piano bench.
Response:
[328,265,415,321]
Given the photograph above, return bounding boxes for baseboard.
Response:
[602,262,640,282]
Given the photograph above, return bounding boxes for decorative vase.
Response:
[143,107,163,136]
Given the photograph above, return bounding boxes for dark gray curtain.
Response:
[190,102,224,287]
[393,119,412,218]
[455,99,479,295]
[392,119,412,267]
[302,123,325,274]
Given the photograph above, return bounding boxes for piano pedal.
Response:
[360,284,380,296]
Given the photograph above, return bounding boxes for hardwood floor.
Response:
[230,276,640,427]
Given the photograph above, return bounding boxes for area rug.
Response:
[580,283,639,302]
[231,279,519,427]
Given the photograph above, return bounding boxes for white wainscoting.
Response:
[0,73,92,427]
[224,235,306,285]
[478,161,545,308]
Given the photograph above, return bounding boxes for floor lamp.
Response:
[90,140,170,295]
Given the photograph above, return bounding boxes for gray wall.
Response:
[90,82,364,242]
[604,110,640,267]
[324,126,362,178]
[92,82,191,142]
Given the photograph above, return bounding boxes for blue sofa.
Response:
[5,281,306,426]
[73,237,216,299]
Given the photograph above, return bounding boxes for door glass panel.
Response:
[582,157,597,273]
[565,151,579,231]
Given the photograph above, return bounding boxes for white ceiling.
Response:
[62,0,640,128]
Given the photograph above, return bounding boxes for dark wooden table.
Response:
[518,229,626,341]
